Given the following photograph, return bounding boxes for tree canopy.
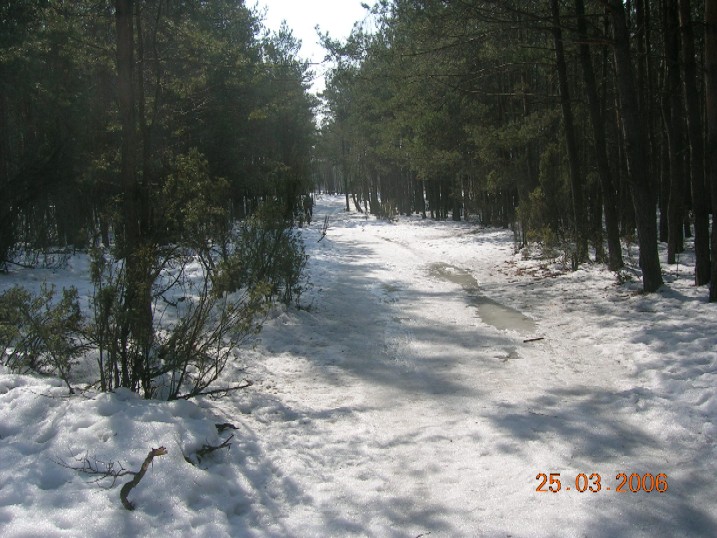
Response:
[317,0,717,296]
[0,0,317,265]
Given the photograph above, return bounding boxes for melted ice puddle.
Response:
[428,263,536,336]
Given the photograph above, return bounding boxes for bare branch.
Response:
[176,380,253,400]
[56,452,134,488]
[120,446,168,511]
[190,435,234,465]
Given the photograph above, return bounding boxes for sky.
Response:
[255,0,371,94]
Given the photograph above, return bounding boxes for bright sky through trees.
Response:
[256,0,370,93]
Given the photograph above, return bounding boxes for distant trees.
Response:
[318,0,715,295]
[3,1,716,300]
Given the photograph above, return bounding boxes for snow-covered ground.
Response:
[1,195,715,537]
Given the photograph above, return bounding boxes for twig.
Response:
[4,260,37,269]
[57,453,132,488]
[215,422,238,433]
[192,434,234,464]
[120,446,168,511]
[179,380,253,400]
[317,215,329,242]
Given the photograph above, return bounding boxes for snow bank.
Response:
[0,195,715,537]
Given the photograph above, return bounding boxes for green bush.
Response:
[0,284,87,392]
[151,280,269,400]
[214,200,308,306]
[87,245,271,400]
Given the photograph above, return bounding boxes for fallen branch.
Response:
[4,260,38,270]
[317,215,329,242]
[523,337,544,343]
[57,453,133,488]
[215,422,238,433]
[179,380,253,400]
[120,446,168,511]
[192,434,234,465]
[60,446,168,511]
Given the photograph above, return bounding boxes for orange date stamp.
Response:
[535,472,668,493]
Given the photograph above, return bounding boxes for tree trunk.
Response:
[663,0,685,265]
[341,138,350,211]
[115,0,154,394]
[606,0,664,292]
[658,128,670,243]
[369,171,379,215]
[551,0,588,264]
[678,0,711,285]
[0,74,15,266]
[575,0,623,271]
[116,0,138,252]
[706,0,717,300]
[635,0,658,186]
[452,175,462,221]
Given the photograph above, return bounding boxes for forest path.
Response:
[226,196,713,537]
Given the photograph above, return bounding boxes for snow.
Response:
[1,195,716,537]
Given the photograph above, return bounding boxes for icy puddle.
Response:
[428,262,536,335]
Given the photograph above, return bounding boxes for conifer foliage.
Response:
[318,0,715,295]
[0,1,315,267]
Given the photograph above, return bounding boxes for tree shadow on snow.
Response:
[241,236,497,534]
[485,386,717,537]
[278,239,489,398]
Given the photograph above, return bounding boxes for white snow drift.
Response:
[1,195,715,537]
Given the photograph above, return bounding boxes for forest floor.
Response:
[1,195,716,537]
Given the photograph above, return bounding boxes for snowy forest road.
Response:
[227,196,717,537]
